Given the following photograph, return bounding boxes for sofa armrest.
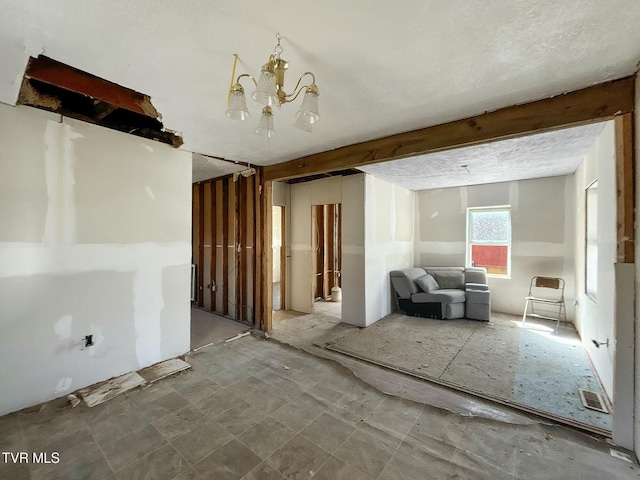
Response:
[465,283,489,291]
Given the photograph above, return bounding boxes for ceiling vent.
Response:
[17,55,183,148]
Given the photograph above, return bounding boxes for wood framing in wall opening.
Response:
[192,174,262,326]
[615,113,635,264]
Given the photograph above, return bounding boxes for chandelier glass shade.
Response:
[226,34,320,135]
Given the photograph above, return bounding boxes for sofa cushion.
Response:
[430,271,464,290]
[411,289,466,304]
[416,274,439,293]
[390,268,427,298]
[464,267,488,285]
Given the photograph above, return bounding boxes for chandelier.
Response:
[225,33,320,137]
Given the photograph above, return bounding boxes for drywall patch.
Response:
[145,186,156,200]
[42,120,82,245]
[55,377,72,393]
[143,145,154,153]
[431,211,439,218]
[54,314,72,339]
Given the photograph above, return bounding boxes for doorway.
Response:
[272,206,285,311]
[312,204,342,319]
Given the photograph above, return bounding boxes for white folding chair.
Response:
[522,276,567,332]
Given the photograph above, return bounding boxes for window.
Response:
[466,206,511,277]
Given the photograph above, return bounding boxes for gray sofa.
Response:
[390,267,491,321]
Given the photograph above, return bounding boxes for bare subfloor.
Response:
[272,311,611,432]
[1,335,637,479]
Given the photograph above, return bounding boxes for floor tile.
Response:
[311,456,375,480]
[29,428,99,478]
[33,448,113,480]
[171,467,204,480]
[175,378,221,404]
[305,383,343,405]
[267,434,331,480]
[226,376,269,400]
[126,382,176,407]
[115,444,187,480]
[170,418,235,465]
[195,390,245,418]
[243,384,292,414]
[237,417,296,459]
[333,427,397,478]
[0,462,30,480]
[271,393,327,432]
[364,396,423,439]
[152,405,204,441]
[452,420,520,480]
[193,439,261,480]
[23,412,88,450]
[208,401,268,436]
[399,406,467,464]
[300,412,355,453]
[139,392,190,422]
[270,377,307,399]
[241,462,285,480]
[378,448,450,480]
[87,401,149,446]
[101,424,166,471]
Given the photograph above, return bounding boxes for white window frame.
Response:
[466,205,512,278]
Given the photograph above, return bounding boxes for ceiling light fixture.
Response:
[225,33,320,136]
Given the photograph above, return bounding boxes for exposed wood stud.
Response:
[247,174,256,324]
[210,180,217,311]
[615,113,635,263]
[203,182,212,310]
[264,76,636,181]
[261,179,273,331]
[197,183,205,308]
[235,177,242,321]
[222,180,229,316]
[254,170,263,329]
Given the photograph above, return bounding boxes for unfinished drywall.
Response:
[288,175,366,326]
[364,175,415,326]
[416,176,576,319]
[0,104,192,416]
[574,121,616,401]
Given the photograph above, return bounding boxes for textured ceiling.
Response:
[1,1,639,170]
[192,155,246,183]
[359,122,606,191]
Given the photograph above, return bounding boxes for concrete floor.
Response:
[190,307,249,350]
[272,311,611,433]
[1,334,638,480]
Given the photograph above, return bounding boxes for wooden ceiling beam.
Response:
[25,56,157,118]
[264,76,635,181]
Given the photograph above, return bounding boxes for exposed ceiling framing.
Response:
[17,56,183,147]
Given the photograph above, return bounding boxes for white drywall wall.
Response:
[574,121,617,401]
[364,175,414,326]
[415,176,576,319]
[0,104,192,416]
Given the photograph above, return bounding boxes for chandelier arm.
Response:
[236,73,258,87]
[227,54,239,106]
[283,72,316,100]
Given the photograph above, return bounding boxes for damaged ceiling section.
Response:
[17,55,183,148]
